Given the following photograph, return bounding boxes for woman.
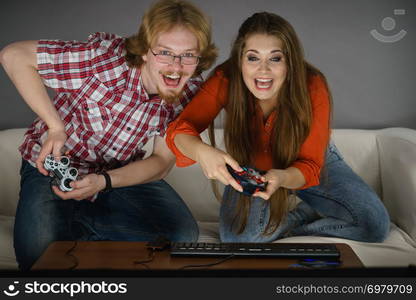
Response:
[166,12,390,243]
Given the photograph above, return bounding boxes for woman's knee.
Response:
[356,195,390,242]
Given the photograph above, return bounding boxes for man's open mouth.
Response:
[162,73,181,87]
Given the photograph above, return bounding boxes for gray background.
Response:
[1,0,415,130]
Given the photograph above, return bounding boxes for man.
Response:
[0,0,217,270]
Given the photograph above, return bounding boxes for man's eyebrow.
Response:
[155,44,198,52]
[245,49,283,54]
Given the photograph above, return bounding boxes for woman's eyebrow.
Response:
[245,49,283,54]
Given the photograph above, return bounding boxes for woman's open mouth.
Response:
[255,78,273,90]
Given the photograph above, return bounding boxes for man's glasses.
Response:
[150,49,200,65]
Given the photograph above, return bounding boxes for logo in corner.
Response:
[3,281,20,297]
[370,9,407,43]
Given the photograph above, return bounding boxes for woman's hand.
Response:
[195,143,244,192]
[52,173,106,201]
[253,169,287,200]
[36,128,68,175]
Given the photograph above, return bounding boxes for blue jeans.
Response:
[220,143,390,243]
[14,160,199,270]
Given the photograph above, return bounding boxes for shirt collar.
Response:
[125,66,161,103]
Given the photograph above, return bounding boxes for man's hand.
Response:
[52,173,106,201]
[252,169,286,200]
[195,143,244,192]
[36,128,67,175]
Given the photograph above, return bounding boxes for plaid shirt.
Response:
[19,32,203,176]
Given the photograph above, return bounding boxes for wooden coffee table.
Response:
[31,241,363,270]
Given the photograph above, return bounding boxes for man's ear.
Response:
[142,53,148,62]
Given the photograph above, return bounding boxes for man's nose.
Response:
[170,56,183,70]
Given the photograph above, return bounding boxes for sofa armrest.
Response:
[0,128,26,216]
[376,128,416,242]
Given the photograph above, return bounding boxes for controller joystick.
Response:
[226,164,267,196]
[44,154,78,192]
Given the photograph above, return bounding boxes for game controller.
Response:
[44,154,78,192]
[226,164,267,196]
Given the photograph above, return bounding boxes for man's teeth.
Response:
[165,74,181,79]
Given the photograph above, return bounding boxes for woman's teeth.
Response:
[255,78,273,89]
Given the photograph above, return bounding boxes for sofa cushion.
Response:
[0,128,25,216]
[377,128,416,242]
[331,129,381,197]
[0,216,18,269]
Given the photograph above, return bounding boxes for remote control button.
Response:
[63,179,72,190]
[69,168,78,177]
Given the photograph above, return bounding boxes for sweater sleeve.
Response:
[291,75,331,189]
[166,69,229,167]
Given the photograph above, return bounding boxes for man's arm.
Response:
[0,41,67,173]
[0,41,65,133]
[108,135,176,188]
[53,135,176,200]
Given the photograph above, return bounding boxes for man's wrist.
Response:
[98,170,113,192]
[47,115,65,132]
[48,123,65,132]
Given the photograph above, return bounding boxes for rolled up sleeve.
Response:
[166,69,229,167]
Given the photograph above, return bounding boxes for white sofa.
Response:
[1,127,416,269]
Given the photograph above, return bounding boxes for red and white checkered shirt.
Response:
[19,32,203,175]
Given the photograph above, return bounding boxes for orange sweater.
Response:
[166,69,331,189]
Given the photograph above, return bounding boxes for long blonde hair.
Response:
[210,12,331,235]
[125,0,217,75]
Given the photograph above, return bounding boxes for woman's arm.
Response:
[166,69,228,164]
[253,167,305,200]
[174,134,243,191]
[166,68,243,191]
[291,75,331,189]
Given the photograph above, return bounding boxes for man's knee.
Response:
[169,219,199,242]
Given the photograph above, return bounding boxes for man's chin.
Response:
[158,87,184,104]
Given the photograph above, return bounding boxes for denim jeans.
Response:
[14,160,199,270]
[220,143,390,243]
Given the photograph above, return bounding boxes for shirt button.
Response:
[112,147,117,151]
[127,127,132,131]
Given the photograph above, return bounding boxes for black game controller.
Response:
[44,154,78,192]
[226,164,267,196]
